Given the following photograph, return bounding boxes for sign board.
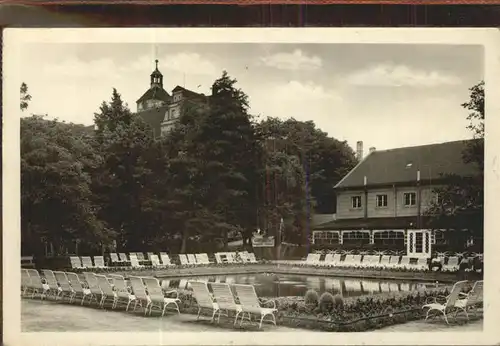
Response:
[252,235,275,247]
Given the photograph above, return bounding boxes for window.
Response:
[376,194,388,208]
[373,231,405,247]
[403,192,417,206]
[342,231,370,246]
[351,196,362,209]
[313,231,340,245]
[434,192,441,205]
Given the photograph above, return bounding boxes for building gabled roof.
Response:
[136,105,169,137]
[335,139,480,189]
[172,85,207,101]
[136,86,171,104]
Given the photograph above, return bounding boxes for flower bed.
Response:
[172,285,452,332]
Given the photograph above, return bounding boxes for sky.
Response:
[19,42,484,152]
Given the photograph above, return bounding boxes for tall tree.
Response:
[425,81,484,247]
[92,89,159,251]
[20,82,32,111]
[21,115,109,256]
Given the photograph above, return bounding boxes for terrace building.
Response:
[312,140,481,258]
[136,59,209,137]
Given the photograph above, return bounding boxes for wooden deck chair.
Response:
[54,271,75,302]
[118,253,129,263]
[159,252,174,266]
[42,269,63,298]
[422,280,468,324]
[397,256,411,269]
[108,274,137,311]
[26,269,50,300]
[110,253,122,265]
[362,280,381,293]
[189,281,219,322]
[210,282,242,324]
[83,272,102,305]
[80,256,95,270]
[352,255,362,267]
[214,253,224,264]
[21,269,31,296]
[195,253,208,265]
[455,280,483,319]
[364,255,380,268]
[389,283,400,292]
[136,252,146,262]
[233,284,277,329]
[387,256,400,268]
[187,254,198,265]
[93,256,107,270]
[443,256,460,272]
[95,274,118,309]
[142,277,180,316]
[237,252,249,263]
[321,254,334,267]
[129,254,145,269]
[340,254,355,267]
[378,255,391,268]
[179,254,190,266]
[414,257,429,271]
[146,252,155,261]
[66,272,92,305]
[150,254,165,268]
[69,256,85,270]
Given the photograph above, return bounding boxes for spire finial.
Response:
[155,59,159,69]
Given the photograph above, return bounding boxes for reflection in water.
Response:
[161,273,437,298]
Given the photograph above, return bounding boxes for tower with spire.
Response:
[136,59,171,113]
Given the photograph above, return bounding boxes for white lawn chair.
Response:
[93,256,107,270]
[128,276,148,312]
[189,281,219,321]
[26,269,50,299]
[135,252,146,262]
[304,253,321,266]
[83,272,102,305]
[160,252,174,267]
[142,277,180,316]
[69,256,85,270]
[339,255,355,267]
[80,256,95,270]
[21,269,31,296]
[187,254,198,266]
[422,280,468,324]
[179,254,190,266]
[118,253,129,263]
[95,274,118,309]
[129,254,145,269]
[66,272,92,305]
[233,284,277,329]
[214,253,224,264]
[226,253,237,264]
[443,256,460,272]
[210,282,243,324]
[108,274,137,311]
[110,253,123,265]
[42,269,63,298]
[410,258,428,271]
[53,271,75,302]
[321,254,335,267]
[455,280,483,319]
[363,255,380,268]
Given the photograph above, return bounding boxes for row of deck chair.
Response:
[189,280,276,329]
[302,253,461,272]
[214,251,258,264]
[422,280,483,324]
[21,268,181,316]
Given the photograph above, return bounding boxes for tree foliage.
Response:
[425,81,484,244]
[20,82,32,111]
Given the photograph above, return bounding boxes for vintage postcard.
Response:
[3,28,500,345]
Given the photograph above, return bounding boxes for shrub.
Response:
[319,292,335,313]
[304,289,319,307]
[333,294,344,309]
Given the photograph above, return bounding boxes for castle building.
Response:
[136,60,208,137]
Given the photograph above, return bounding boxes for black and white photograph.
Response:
[3,28,500,345]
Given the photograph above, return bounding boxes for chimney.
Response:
[356,141,364,160]
[369,147,376,154]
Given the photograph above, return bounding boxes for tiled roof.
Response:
[172,85,207,101]
[137,105,169,137]
[136,86,171,104]
[335,140,479,189]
